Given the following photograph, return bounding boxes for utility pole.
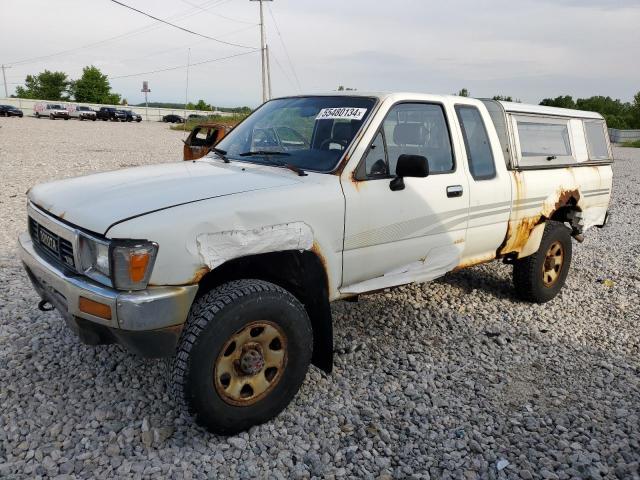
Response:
[265,44,272,99]
[184,48,191,131]
[250,0,272,103]
[1,64,10,98]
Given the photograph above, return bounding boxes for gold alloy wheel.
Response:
[542,240,565,287]
[214,321,287,406]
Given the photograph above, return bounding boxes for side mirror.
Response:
[390,154,429,191]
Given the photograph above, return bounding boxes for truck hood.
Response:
[29,160,301,235]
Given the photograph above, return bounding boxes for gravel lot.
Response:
[1,116,639,479]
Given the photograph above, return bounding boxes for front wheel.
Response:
[170,279,313,435]
[513,221,572,303]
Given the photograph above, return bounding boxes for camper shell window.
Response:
[514,115,575,167]
[584,120,610,160]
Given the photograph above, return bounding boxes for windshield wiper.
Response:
[238,152,307,176]
[212,147,230,163]
[238,150,291,157]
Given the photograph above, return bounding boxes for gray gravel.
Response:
[1,116,639,479]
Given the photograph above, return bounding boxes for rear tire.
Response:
[170,279,312,435]
[513,221,572,303]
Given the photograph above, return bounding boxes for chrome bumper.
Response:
[19,232,197,331]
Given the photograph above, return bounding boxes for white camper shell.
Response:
[481,100,612,169]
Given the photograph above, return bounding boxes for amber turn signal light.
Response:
[128,252,150,283]
[79,296,112,320]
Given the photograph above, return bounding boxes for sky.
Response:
[1,0,639,108]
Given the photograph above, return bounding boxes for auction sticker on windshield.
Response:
[315,107,367,121]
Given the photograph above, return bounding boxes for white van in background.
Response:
[34,103,69,120]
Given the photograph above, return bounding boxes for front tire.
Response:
[513,221,572,303]
[170,279,312,435]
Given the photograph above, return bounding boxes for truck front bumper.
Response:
[19,232,198,357]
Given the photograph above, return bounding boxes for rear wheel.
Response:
[49,114,54,120]
[513,221,572,303]
[170,279,312,435]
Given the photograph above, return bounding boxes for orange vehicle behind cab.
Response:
[183,124,232,160]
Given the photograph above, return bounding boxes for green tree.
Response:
[575,96,633,129]
[69,65,121,104]
[457,88,470,97]
[15,70,70,100]
[539,95,576,109]
[631,91,640,129]
[492,95,520,102]
[193,99,211,111]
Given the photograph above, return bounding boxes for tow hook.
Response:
[38,299,54,312]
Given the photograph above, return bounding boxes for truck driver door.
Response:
[340,102,470,295]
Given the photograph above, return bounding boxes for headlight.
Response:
[78,235,111,280]
[79,235,158,291]
[111,241,158,291]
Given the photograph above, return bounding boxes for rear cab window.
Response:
[455,105,496,180]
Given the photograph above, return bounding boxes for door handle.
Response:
[447,185,463,198]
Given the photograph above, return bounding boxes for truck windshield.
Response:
[215,96,377,172]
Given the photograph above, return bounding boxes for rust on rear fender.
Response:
[497,171,581,257]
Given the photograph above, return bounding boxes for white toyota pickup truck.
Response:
[19,92,612,434]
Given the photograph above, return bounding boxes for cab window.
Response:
[360,103,454,178]
[383,103,454,175]
[455,105,496,180]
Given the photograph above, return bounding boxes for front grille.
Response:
[29,216,76,270]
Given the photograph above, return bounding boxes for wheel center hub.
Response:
[239,346,265,375]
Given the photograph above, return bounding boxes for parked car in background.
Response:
[183,123,233,160]
[120,110,142,122]
[18,92,613,434]
[34,103,69,120]
[163,114,184,123]
[0,105,24,117]
[96,107,125,122]
[69,106,96,121]
[188,114,207,120]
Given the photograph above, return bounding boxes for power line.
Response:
[110,0,256,50]
[119,24,258,64]
[108,49,259,79]
[5,0,224,67]
[269,50,297,92]
[267,4,301,92]
[178,0,258,25]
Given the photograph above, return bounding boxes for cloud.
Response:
[1,0,638,105]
